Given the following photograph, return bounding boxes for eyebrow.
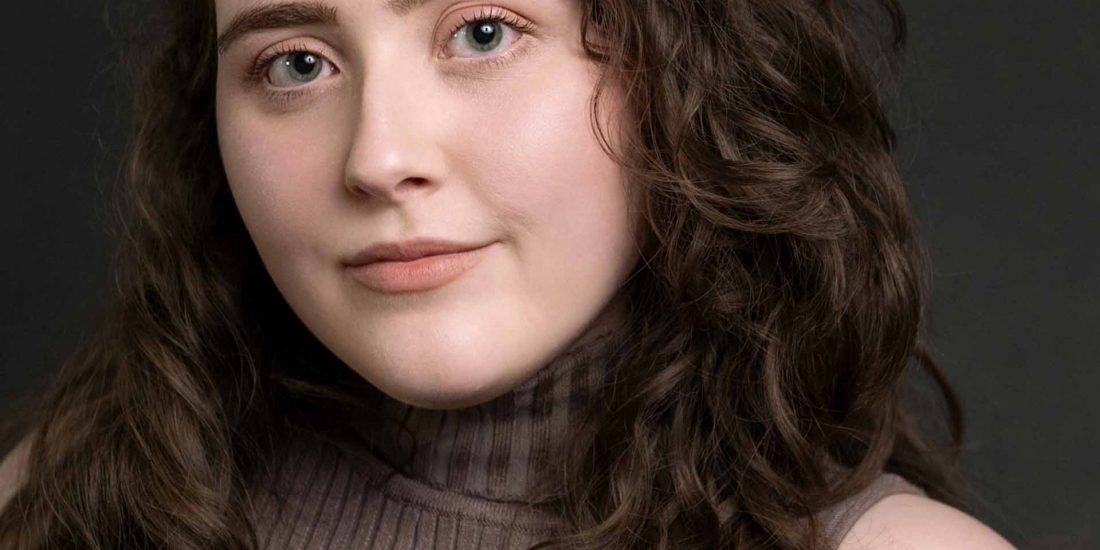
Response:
[217,0,432,56]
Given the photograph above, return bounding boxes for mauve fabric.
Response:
[249,331,926,549]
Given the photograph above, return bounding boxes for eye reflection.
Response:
[269,52,326,86]
[460,21,504,53]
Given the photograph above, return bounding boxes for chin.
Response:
[387,380,511,411]
[366,359,522,411]
[404,392,493,411]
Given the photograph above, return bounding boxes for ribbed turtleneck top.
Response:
[248,331,925,549]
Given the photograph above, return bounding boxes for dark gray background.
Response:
[1,2,1096,547]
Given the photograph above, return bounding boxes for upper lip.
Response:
[344,238,491,266]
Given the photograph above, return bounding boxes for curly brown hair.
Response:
[0,0,968,548]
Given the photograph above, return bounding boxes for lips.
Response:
[344,239,495,293]
[345,238,492,267]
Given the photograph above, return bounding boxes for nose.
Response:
[343,60,442,204]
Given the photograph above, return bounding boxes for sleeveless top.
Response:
[249,331,927,549]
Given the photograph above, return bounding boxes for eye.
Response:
[443,6,536,60]
[259,47,337,88]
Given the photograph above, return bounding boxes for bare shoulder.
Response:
[838,493,1016,550]
[0,435,33,514]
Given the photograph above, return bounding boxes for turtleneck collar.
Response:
[336,328,623,505]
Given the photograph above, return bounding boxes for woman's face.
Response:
[214,0,640,409]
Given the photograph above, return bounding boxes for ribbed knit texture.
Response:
[248,330,926,549]
[819,472,926,548]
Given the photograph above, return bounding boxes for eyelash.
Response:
[244,6,536,107]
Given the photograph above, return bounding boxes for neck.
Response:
[340,329,622,504]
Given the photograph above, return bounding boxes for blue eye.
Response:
[241,7,536,108]
[456,20,506,53]
[266,50,334,87]
[445,7,536,59]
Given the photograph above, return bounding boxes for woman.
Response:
[0,0,1015,548]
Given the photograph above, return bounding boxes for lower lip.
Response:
[346,244,492,293]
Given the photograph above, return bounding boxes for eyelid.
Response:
[245,39,339,85]
[243,6,534,84]
[242,7,538,107]
[437,6,538,62]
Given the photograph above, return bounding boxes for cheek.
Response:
[215,93,346,258]
[483,61,632,264]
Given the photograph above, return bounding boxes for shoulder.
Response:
[838,493,1016,550]
[0,435,32,514]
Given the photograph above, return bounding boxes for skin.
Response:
[213,0,641,410]
[839,494,1017,550]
